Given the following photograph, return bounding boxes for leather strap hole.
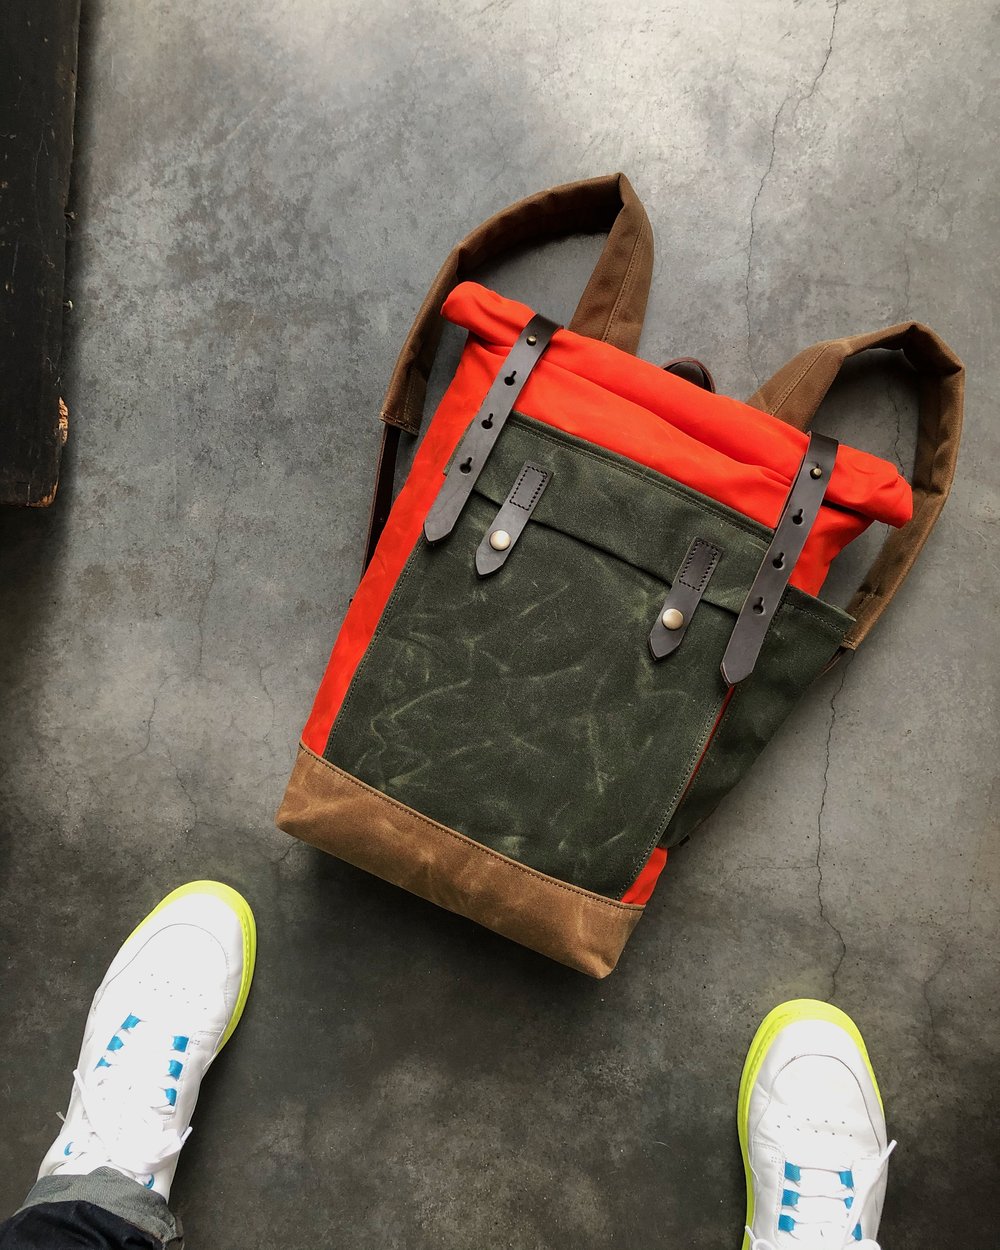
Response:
[504,370,517,386]
[772,553,785,569]
[752,597,765,614]
[481,414,494,428]
[459,457,473,474]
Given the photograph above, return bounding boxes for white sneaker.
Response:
[38,881,256,1199]
[739,999,895,1250]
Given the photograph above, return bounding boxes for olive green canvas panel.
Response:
[325,417,850,899]
[662,605,850,849]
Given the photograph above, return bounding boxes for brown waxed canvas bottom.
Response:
[278,744,643,978]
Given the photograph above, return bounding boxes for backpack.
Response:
[278,173,963,977]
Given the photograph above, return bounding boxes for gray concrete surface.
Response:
[1,1,998,1246]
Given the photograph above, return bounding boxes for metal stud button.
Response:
[661,607,685,630]
[526,334,538,346]
[810,465,823,479]
[489,529,511,551]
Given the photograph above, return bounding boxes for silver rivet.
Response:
[489,529,511,551]
[526,334,538,346]
[810,465,823,479]
[661,607,685,630]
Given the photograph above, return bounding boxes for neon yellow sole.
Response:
[124,880,257,1055]
[737,999,883,1250]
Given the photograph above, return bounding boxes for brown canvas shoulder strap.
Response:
[381,172,653,438]
[363,173,653,570]
[747,323,964,650]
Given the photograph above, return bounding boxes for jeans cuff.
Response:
[18,1168,183,1248]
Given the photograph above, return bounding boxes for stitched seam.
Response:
[659,696,729,837]
[768,344,832,417]
[669,681,748,825]
[677,539,722,592]
[399,368,426,436]
[676,544,700,588]
[601,219,643,343]
[601,217,648,345]
[325,538,425,753]
[779,597,851,640]
[509,464,532,510]
[616,689,729,893]
[502,416,849,633]
[509,464,547,511]
[507,414,778,544]
[299,744,642,913]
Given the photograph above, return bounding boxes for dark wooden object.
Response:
[0,1,81,506]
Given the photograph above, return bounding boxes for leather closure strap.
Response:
[747,323,964,650]
[476,461,551,576]
[648,537,722,660]
[721,431,839,685]
[424,314,560,545]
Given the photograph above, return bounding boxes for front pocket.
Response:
[324,417,849,900]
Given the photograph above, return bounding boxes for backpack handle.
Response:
[362,174,653,570]
[747,323,964,650]
[379,172,653,437]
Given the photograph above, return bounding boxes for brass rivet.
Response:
[661,607,685,630]
[489,529,511,551]
[810,465,823,479]
[526,334,538,346]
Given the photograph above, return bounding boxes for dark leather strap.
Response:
[424,314,560,544]
[747,323,964,650]
[721,431,839,685]
[663,357,716,393]
[476,461,551,576]
[648,537,722,660]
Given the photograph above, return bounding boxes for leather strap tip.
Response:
[423,517,451,545]
[648,634,680,661]
[380,410,419,437]
[475,461,551,576]
[648,537,722,664]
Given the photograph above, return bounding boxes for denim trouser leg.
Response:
[0,1169,183,1249]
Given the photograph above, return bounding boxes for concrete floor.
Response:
[1,1,998,1246]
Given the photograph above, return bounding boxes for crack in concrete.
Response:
[270,839,298,866]
[194,465,239,675]
[901,241,912,320]
[801,0,841,107]
[258,662,276,746]
[117,672,180,768]
[921,942,951,1058]
[745,0,842,381]
[894,110,919,321]
[816,660,850,998]
[886,381,906,473]
[744,95,789,385]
